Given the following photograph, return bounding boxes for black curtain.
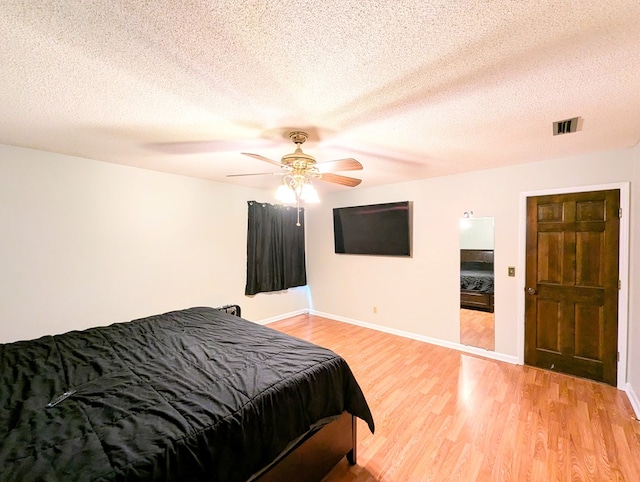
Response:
[245,201,307,295]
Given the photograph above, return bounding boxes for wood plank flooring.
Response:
[460,309,495,351]
[268,314,640,482]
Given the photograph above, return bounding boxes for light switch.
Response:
[508,266,516,277]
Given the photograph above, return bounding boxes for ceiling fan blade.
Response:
[319,172,362,187]
[241,152,282,166]
[315,158,363,173]
[145,138,279,154]
[226,172,283,177]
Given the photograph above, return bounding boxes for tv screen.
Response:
[333,201,411,256]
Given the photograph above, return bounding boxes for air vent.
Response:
[553,117,580,136]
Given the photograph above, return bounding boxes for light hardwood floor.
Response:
[460,308,495,351]
[268,314,640,482]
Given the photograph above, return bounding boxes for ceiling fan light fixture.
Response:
[275,182,297,204]
[300,182,320,203]
[275,173,321,204]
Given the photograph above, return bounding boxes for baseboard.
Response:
[626,383,640,419]
[255,309,309,325]
[310,310,519,365]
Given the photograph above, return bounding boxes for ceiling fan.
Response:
[227,131,363,202]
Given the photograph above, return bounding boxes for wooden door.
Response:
[524,190,620,385]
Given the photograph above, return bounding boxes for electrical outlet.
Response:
[508,266,516,277]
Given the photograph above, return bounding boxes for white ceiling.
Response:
[2,1,640,194]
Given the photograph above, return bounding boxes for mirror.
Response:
[459,216,495,350]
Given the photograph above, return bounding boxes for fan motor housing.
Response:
[281,146,316,168]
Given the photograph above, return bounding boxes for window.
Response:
[245,201,307,295]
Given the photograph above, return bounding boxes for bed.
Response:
[460,249,495,312]
[0,306,374,481]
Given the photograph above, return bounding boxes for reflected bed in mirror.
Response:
[459,217,495,351]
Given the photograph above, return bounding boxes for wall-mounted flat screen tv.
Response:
[333,201,412,256]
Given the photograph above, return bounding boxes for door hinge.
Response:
[619,208,622,218]
[617,351,620,362]
[619,280,622,290]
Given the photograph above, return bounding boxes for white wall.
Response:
[628,144,640,412]
[0,145,308,343]
[306,148,636,364]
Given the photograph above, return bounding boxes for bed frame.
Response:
[460,250,495,313]
[255,412,356,481]
[216,305,357,481]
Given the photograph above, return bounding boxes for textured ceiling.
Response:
[1,1,640,193]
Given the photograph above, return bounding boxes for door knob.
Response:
[527,287,537,295]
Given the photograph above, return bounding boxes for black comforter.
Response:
[460,269,494,293]
[0,307,374,481]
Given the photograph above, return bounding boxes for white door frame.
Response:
[517,182,630,389]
